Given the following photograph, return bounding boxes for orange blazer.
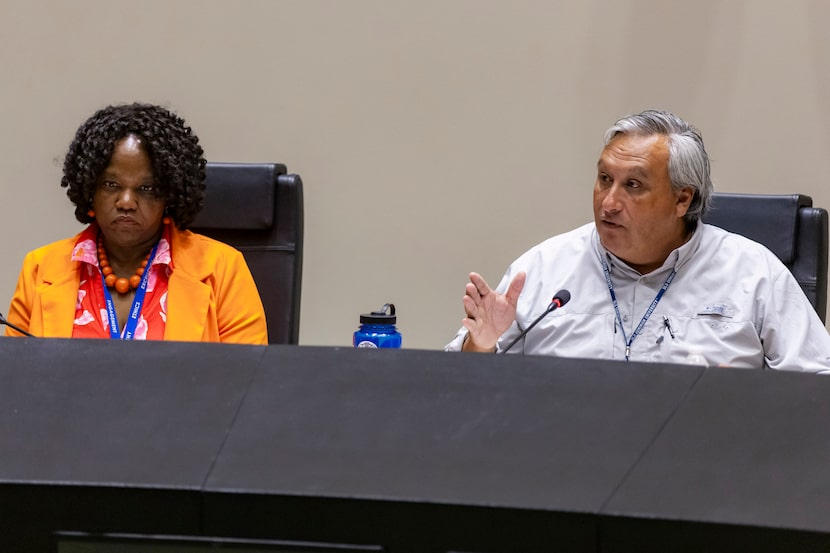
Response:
[5,226,268,344]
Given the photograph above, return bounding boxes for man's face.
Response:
[593,133,693,274]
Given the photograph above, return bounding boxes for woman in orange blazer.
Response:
[5,103,267,344]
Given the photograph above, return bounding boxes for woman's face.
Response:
[92,135,165,254]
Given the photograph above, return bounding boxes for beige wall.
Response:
[2,0,829,348]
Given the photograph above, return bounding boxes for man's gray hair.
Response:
[603,110,712,225]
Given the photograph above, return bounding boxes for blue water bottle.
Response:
[353,303,402,349]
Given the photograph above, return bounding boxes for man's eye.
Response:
[102,181,118,190]
[139,185,155,193]
[627,180,641,189]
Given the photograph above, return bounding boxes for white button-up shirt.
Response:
[446,222,830,372]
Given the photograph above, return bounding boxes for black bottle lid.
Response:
[360,303,396,324]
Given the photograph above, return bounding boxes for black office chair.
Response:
[190,162,304,344]
[702,193,828,323]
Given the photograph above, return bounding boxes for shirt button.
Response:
[623,314,629,322]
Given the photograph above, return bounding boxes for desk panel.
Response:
[204,346,703,551]
[0,337,264,550]
[602,368,830,552]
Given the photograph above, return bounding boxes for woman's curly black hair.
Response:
[61,103,207,229]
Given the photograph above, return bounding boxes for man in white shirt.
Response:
[446,110,830,372]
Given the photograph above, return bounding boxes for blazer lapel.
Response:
[38,263,82,338]
[165,271,211,341]
[163,227,212,342]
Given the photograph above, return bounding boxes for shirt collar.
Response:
[71,223,173,268]
[593,220,703,278]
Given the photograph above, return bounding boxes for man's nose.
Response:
[601,183,623,212]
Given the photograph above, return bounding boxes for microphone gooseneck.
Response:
[0,312,36,338]
[500,289,571,354]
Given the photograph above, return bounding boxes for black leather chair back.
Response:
[190,162,303,344]
[702,193,828,323]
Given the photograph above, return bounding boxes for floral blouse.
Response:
[70,224,172,340]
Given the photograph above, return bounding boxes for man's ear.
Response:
[675,186,695,218]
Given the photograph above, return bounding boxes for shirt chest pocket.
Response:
[644,308,762,368]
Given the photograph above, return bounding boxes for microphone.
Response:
[0,312,36,338]
[500,289,570,354]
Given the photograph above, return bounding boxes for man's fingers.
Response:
[465,282,481,303]
[462,294,477,318]
[469,272,491,298]
[505,271,527,306]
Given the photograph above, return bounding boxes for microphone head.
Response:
[552,289,571,308]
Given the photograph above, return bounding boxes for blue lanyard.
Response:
[600,257,676,361]
[100,242,160,340]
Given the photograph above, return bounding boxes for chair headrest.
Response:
[704,193,812,264]
[193,162,287,230]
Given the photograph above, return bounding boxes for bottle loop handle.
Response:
[371,303,395,316]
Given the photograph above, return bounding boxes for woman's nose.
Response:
[115,188,137,210]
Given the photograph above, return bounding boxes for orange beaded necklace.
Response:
[96,236,152,295]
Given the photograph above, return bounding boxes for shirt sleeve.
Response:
[760,267,830,373]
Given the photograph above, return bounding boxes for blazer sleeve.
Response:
[5,251,37,337]
[211,245,269,345]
